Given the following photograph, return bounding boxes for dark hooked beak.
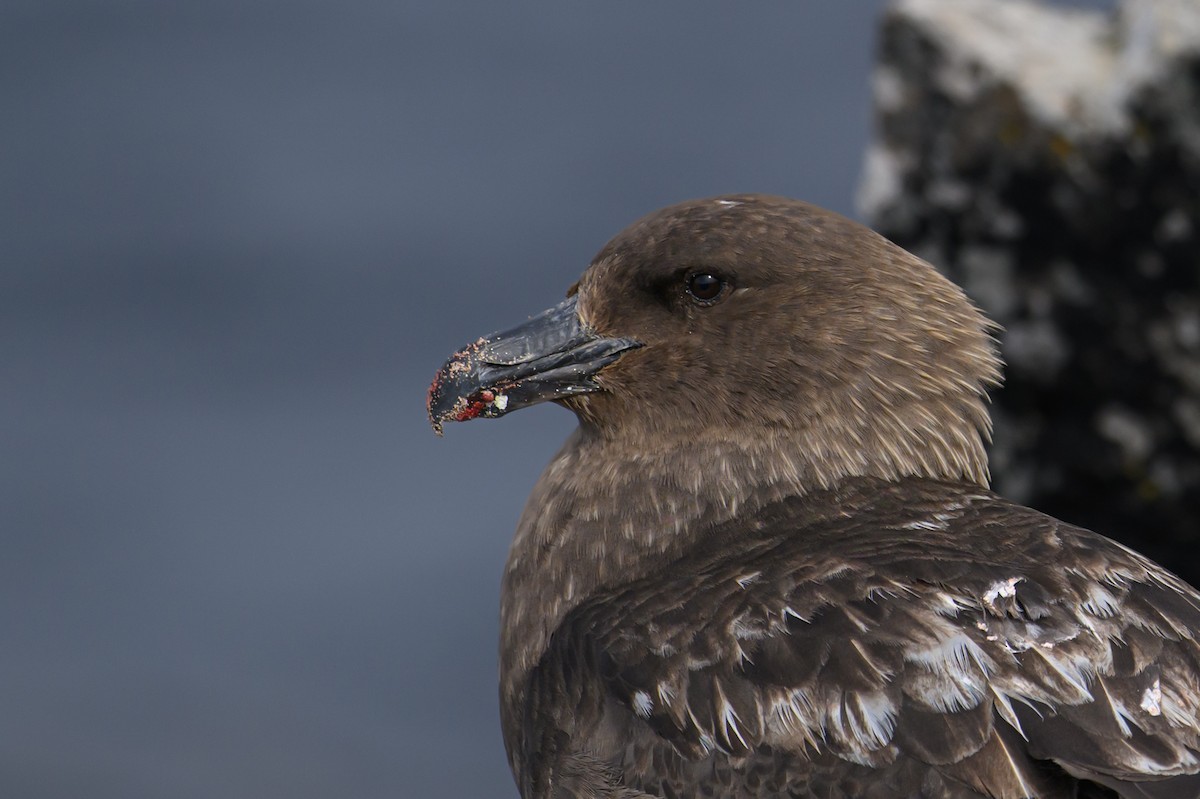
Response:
[427,295,642,434]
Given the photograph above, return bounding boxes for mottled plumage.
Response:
[523,479,1200,799]
[428,195,1200,798]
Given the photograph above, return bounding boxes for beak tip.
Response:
[427,345,508,436]
[426,366,455,435]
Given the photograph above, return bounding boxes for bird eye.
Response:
[685,272,725,305]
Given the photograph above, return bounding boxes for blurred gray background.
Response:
[0,1,1022,796]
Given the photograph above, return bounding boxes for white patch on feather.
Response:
[768,687,819,740]
[905,630,992,711]
[919,669,988,713]
[735,571,762,589]
[836,691,896,750]
[632,690,653,718]
[934,591,967,617]
[1080,582,1121,618]
[899,517,948,531]
[732,617,767,644]
[653,641,677,657]
[655,681,675,705]
[1141,678,1162,716]
[1027,645,1094,702]
[782,605,806,622]
[983,577,1023,608]
[714,682,750,749]
[906,631,992,675]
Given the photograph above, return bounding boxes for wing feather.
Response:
[522,481,1200,797]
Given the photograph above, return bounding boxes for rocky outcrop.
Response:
[862,0,1200,580]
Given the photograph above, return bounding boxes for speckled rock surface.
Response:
[861,0,1200,581]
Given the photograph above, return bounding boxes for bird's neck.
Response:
[497,426,841,744]
[496,419,994,780]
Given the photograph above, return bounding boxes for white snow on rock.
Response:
[896,0,1198,134]
[859,0,1200,218]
